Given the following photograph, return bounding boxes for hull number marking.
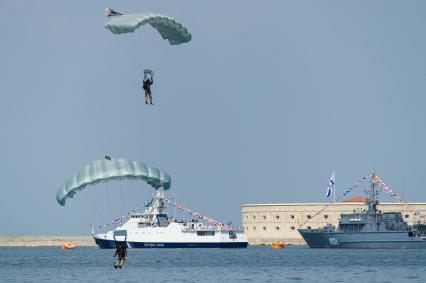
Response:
[329,238,339,246]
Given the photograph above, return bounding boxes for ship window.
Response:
[246,226,249,230]
[307,215,312,219]
[290,215,295,219]
[405,214,410,218]
[275,215,279,219]
[324,215,329,219]
[246,216,248,219]
[307,226,311,229]
[253,216,256,219]
[290,226,295,230]
[263,215,266,219]
[263,226,267,230]
[253,226,256,230]
[275,226,280,230]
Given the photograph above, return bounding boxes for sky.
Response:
[1,1,426,235]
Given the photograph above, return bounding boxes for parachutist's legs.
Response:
[116,257,125,268]
[145,92,149,104]
[149,93,153,105]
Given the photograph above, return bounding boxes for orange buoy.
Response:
[61,242,75,250]
[271,241,285,249]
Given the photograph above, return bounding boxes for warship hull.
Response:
[299,229,426,249]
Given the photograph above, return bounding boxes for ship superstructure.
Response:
[93,190,248,248]
[298,172,426,248]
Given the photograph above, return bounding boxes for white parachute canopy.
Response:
[105,11,192,45]
[56,158,171,206]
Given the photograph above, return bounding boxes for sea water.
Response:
[0,246,424,282]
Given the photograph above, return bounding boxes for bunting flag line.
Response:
[91,203,150,230]
[165,199,226,227]
[374,179,425,221]
[300,175,369,228]
[336,176,369,202]
[372,175,406,204]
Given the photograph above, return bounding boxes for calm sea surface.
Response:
[0,246,425,282]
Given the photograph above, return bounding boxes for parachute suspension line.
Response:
[102,181,113,224]
[86,183,107,231]
[173,194,176,220]
[66,200,93,232]
[117,178,125,218]
[65,190,101,234]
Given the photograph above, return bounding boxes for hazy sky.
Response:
[2,1,426,235]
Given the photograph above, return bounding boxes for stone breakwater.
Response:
[0,236,96,247]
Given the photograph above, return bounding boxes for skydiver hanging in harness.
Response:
[113,244,127,269]
[143,70,154,105]
[105,8,122,17]
[113,233,127,269]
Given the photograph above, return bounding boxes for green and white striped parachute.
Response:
[56,158,171,206]
[105,12,192,45]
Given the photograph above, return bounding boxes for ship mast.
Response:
[367,171,379,215]
[150,189,166,215]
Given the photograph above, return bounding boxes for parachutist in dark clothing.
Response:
[143,77,154,105]
[113,244,127,269]
[105,155,112,161]
[106,8,122,17]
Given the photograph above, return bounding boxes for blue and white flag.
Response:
[326,172,335,198]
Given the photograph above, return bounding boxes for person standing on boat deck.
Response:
[113,244,127,269]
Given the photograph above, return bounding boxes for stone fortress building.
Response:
[242,199,426,245]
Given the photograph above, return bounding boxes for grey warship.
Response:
[298,172,426,249]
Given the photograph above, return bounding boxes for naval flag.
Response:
[326,172,335,198]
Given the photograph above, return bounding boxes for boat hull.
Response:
[298,229,426,249]
[94,237,248,249]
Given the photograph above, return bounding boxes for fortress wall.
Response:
[0,236,96,247]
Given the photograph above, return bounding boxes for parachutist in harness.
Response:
[143,70,154,105]
[105,155,112,161]
[105,8,122,17]
[113,233,127,269]
[113,244,127,269]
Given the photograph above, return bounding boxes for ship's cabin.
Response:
[337,211,408,232]
[380,212,408,231]
[128,212,171,228]
[338,213,367,232]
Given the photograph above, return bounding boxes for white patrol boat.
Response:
[93,190,248,248]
